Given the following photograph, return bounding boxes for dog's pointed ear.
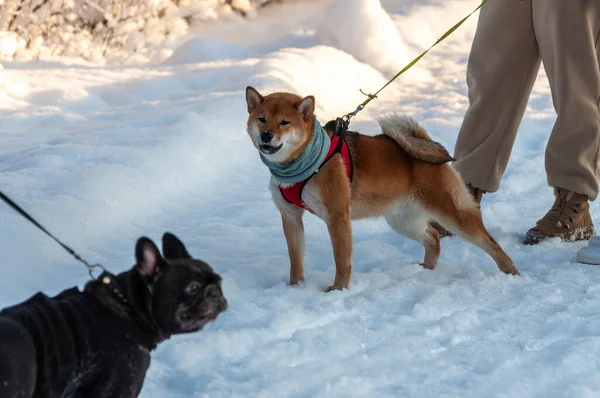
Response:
[246,86,263,113]
[162,232,191,260]
[295,95,315,120]
[135,237,163,278]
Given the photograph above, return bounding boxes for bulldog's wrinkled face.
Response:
[245,86,315,163]
[135,233,227,335]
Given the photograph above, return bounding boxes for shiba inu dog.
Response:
[245,86,520,292]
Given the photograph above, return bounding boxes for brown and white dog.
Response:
[245,86,520,292]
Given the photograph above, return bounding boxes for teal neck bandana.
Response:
[260,118,330,184]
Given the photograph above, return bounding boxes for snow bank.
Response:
[250,45,387,118]
[163,37,252,65]
[0,32,18,58]
[314,0,410,77]
[386,0,481,53]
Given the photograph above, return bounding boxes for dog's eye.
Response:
[280,120,290,126]
[185,281,202,295]
[258,117,266,123]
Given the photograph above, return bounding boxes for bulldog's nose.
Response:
[205,284,227,311]
[204,284,221,299]
[260,131,274,143]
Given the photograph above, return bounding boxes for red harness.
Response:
[279,134,353,213]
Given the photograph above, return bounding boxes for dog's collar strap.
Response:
[98,271,130,308]
[260,118,330,184]
[98,271,165,348]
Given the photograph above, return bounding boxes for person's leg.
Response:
[534,0,600,201]
[453,0,541,192]
[523,0,600,244]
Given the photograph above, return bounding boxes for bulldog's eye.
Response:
[185,281,202,295]
[258,117,266,123]
[280,120,290,126]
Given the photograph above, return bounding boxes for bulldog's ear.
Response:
[162,232,191,260]
[246,86,263,113]
[294,95,315,120]
[135,237,163,278]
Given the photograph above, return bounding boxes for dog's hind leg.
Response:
[0,318,36,398]
[415,165,519,275]
[434,206,520,275]
[385,203,441,269]
[421,223,441,269]
[412,167,521,275]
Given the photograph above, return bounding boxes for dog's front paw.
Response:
[325,284,347,292]
[501,265,521,276]
[289,277,305,286]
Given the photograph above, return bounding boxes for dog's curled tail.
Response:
[378,114,455,164]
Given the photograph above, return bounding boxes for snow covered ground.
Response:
[2,0,600,397]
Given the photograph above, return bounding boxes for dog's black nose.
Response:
[260,131,273,143]
[204,284,221,299]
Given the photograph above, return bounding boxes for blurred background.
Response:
[0,0,317,64]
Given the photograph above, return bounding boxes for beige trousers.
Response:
[452,0,600,200]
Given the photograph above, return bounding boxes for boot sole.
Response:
[588,235,600,247]
[577,248,600,265]
[523,225,595,245]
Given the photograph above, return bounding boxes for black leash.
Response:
[0,190,106,279]
[0,190,131,306]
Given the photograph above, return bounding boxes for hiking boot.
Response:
[523,188,595,245]
[432,184,485,238]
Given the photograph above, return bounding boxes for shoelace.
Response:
[544,192,581,230]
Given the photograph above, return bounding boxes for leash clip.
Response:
[342,104,364,125]
[341,90,375,126]
[88,263,108,281]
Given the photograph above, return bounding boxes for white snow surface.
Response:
[2,0,600,397]
[314,0,411,78]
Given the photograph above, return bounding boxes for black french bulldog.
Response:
[0,232,227,398]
